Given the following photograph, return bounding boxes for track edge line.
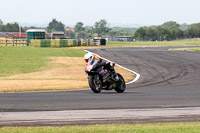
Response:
[84,49,140,85]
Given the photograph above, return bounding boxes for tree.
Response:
[134,21,185,41]
[76,31,88,39]
[155,26,170,41]
[185,23,200,38]
[67,30,75,38]
[74,22,85,32]
[94,19,110,35]
[47,19,65,32]
[134,27,147,41]
[0,22,20,32]
[180,23,188,31]
[85,26,94,36]
[161,21,180,29]
[6,23,19,32]
[0,19,3,25]
[160,21,183,40]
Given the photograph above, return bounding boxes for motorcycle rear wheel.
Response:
[88,75,102,93]
[114,73,126,93]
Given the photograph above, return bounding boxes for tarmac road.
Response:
[0,47,200,126]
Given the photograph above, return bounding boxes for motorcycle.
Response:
[85,61,126,93]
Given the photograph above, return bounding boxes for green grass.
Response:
[1,123,200,133]
[107,41,200,47]
[187,48,200,51]
[0,46,85,77]
[172,48,200,51]
[1,40,199,77]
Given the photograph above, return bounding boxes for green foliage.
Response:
[180,23,188,31]
[0,19,3,25]
[76,31,88,39]
[161,21,180,29]
[0,22,21,32]
[185,23,200,38]
[74,22,85,32]
[134,21,185,41]
[67,30,75,38]
[0,46,85,77]
[94,19,110,36]
[47,19,65,32]
[110,27,137,36]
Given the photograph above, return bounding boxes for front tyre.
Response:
[88,75,102,93]
[114,73,126,93]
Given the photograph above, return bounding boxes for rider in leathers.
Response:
[84,52,119,82]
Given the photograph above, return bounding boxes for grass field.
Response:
[1,123,200,133]
[172,47,200,51]
[0,46,134,92]
[188,48,200,51]
[0,46,85,77]
[107,41,200,47]
[0,40,199,92]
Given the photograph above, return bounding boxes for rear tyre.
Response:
[89,75,102,93]
[114,73,126,93]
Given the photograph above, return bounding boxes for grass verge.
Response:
[0,46,85,77]
[0,46,134,92]
[107,41,200,47]
[1,123,200,133]
[172,47,200,51]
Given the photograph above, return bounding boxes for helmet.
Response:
[84,52,94,64]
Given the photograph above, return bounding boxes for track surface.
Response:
[1,47,200,126]
[1,47,200,112]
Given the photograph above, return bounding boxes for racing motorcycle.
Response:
[85,62,126,93]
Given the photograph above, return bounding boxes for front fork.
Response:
[94,74,101,84]
[88,74,101,84]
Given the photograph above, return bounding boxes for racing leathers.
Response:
[88,56,119,82]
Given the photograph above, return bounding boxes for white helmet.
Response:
[84,52,94,64]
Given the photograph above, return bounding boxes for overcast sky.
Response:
[0,0,200,27]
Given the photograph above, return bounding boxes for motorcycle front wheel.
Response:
[114,73,126,93]
[88,75,102,93]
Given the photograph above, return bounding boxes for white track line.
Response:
[84,50,140,85]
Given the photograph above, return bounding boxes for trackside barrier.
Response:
[0,38,27,46]
[30,39,94,47]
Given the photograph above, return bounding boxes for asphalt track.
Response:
[1,46,200,126]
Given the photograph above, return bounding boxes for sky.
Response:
[0,0,200,27]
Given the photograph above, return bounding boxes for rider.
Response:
[84,52,119,81]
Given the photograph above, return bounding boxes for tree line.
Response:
[47,19,137,39]
[1,18,200,40]
[0,20,24,32]
[0,18,137,39]
[134,21,200,41]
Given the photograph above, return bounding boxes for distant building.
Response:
[65,28,75,32]
[108,36,134,42]
[26,29,46,46]
[51,31,65,39]
[116,36,134,42]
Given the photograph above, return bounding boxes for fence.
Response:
[30,39,94,47]
[0,37,27,46]
[0,37,94,47]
